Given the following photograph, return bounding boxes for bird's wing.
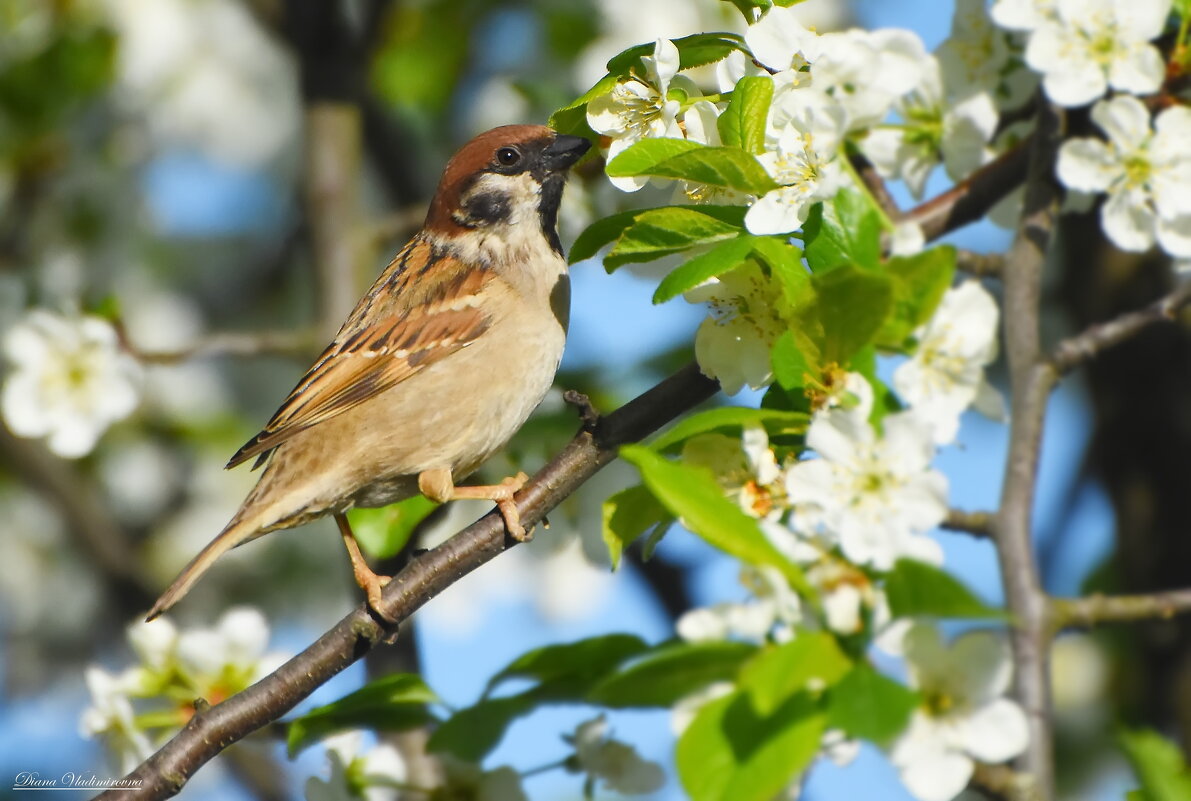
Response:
[226,245,492,469]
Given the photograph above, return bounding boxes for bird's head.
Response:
[425,125,591,255]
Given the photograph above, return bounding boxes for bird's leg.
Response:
[334,513,394,620]
[418,467,531,541]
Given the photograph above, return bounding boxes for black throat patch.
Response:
[538,174,565,256]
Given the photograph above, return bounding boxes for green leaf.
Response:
[607,139,779,195]
[724,0,772,19]
[602,485,672,569]
[427,693,534,761]
[652,234,805,304]
[886,559,1007,620]
[431,634,649,760]
[606,32,747,76]
[548,73,619,138]
[802,190,883,273]
[488,633,649,691]
[717,76,774,154]
[749,237,810,304]
[1120,728,1191,801]
[771,330,818,393]
[348,495,438,560]
[807,265,894,365]
[738,633,851,716]
[653,236,757,303]
[286,674,439,756]
[650,406,808,452]
[826,664,919,745]
[621,445,810,595]
[570,209,647,264]
[571,206,749,269]
[607,206,747,269]
[876,247,958,349]
[677,689,826,801]
[588,640,757,708]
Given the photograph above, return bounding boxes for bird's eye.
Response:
[495,147,521,166]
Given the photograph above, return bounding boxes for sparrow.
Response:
[148,125,591,621]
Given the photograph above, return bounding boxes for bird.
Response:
[147,125,591,621]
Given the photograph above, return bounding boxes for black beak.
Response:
[541,134,591,172]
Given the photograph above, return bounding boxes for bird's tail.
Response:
[146,518,259,621]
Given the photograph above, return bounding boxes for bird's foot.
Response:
[428,470,531,541]
[336,513,397,623]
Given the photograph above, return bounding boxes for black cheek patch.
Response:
[463,190,512,225]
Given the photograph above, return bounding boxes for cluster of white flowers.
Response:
[98,0,298,167]
[993,0,1169,108]
[1057,96,1191,258]
[79,607,288,772]
[2,310,142,458]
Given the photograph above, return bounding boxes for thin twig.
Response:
[991,97,1063,801]
[942,509,995,539]
[849,151,902,221]
[1051,280,1191,374]
[128,329,318,365]
[96,363,719,801]
[904,138,1031,243]
[0,426,156,613]
[1052,589,1191,629]
[957,250,1006,279]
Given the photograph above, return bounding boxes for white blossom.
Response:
[100,0,298,166]
[587,38,685,192]
[2,310,142,458]
[893,281,1004,445]
[436,757,529,801]
[676,565,801,642]
[786,379,948,570]
[1057,95,1191,257]
[685,262,790,394]
[809,28,929,131]
[890,221,927,257]
[570,715,666,795]
[1021,0,1170,107]
[305,732,407,801]
[744,5,822,75]
[78,667,154,773]
[174,606,287,687]
[890,625,1029,801]
[861,57,999,198]
[746,97,848,235]
[682,426,786,518]
[990,0,1056,32]
[936,0,1016,102]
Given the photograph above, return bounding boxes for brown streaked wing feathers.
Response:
[226,248,492,469]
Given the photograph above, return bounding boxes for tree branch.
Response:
[96,363,718,801]
[127,329,318,365]
[1051,280,1191,374]
[1052,589,1191,629]
[991,99,1063,801]
[942,508,994,539]
[956,250,1005,279]
[903,138,1030,243]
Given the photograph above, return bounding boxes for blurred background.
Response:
[0,0,1187,799]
